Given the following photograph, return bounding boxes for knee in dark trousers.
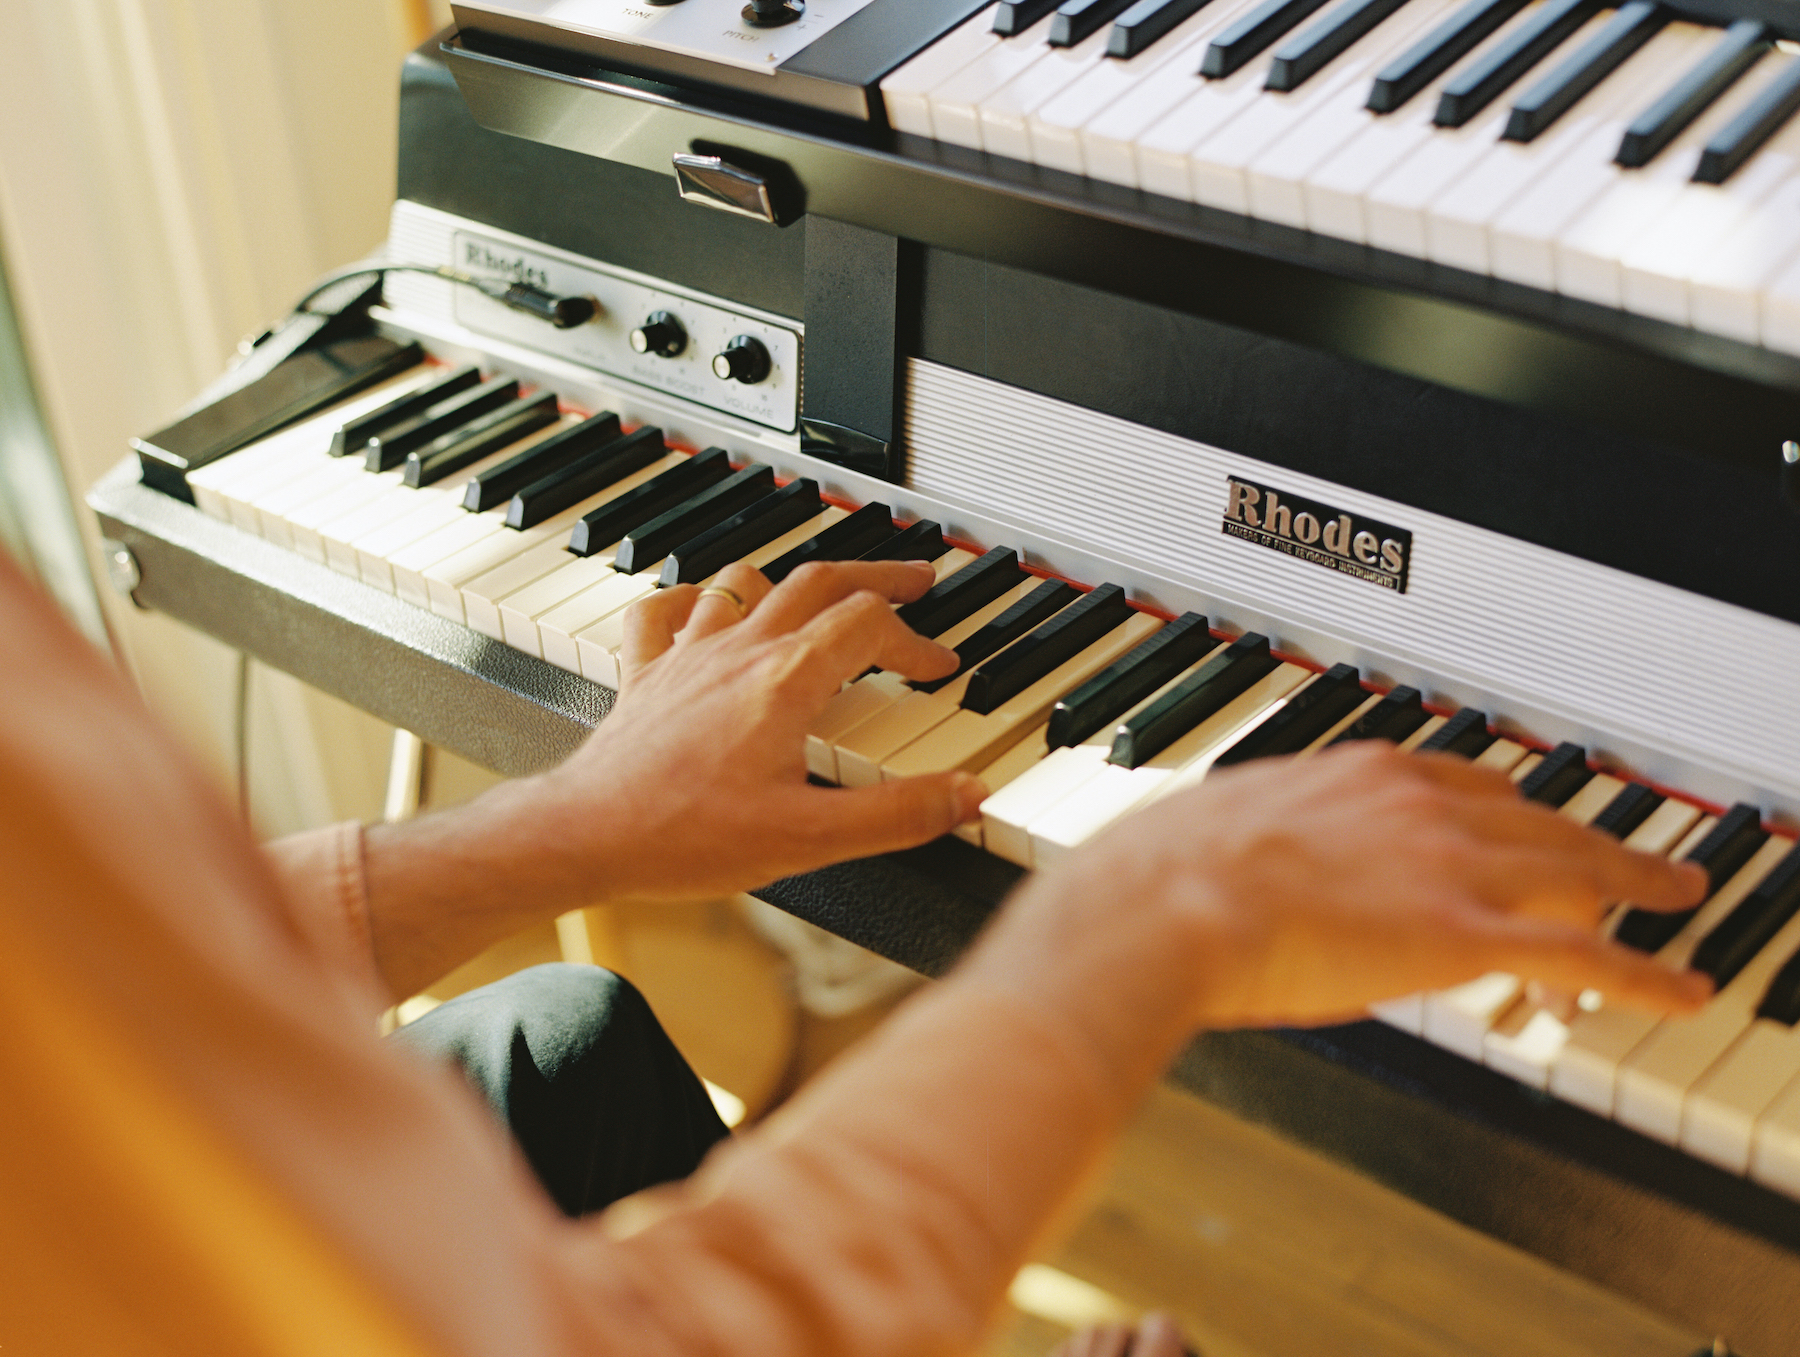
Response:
[394,964,730,1217]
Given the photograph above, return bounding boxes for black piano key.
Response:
[1695,55,1800,183]
[462,411,623,512]
[1328,684,1425,745]
[1109,0,1215,57]
[763,503,897,584]
[1047,612,1216,750]
[365,376,521,472]
[330,364,478,457]
[1691,842,1800,988]
[995,0,1063,35]
[961,583,1137,715]
[403,392,559,488]
[566,447,730,556]
[860,519,949,563]
[658,479,823,587]
[1615,803,1768,953]
[1757,941,1800,1024]
[1516,740,1593,807]
[1433,0,1601,127]
[1053,0,1137,46]
[1213,663,1367,767]
[506,425,670,533]
[1616,19,1769,168]
[916,579,1082,694]
[1367,0,1529,114]
[895,547,1025,638]
[1110,633,1278,769]
[1203,0,1337,78]
[1591,781,1663,840]
[1416,707,1493,758]
[611,463,776,575]
[1267,0,1409,93]
[1504,0,1666,143]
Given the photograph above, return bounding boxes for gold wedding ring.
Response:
[697,584,748,619]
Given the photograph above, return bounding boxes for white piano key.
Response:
[1228,0,1462,223]
[1554,53,1795,308]
[243,457,370,548]
[390,511,512,610]
[955,728,1052,847]
[1681,1018,1800,1173]
[1488,25,1712,289]
[498,554,623,655]
[880,612,1166,780]
[1134,45,1279,201]
[1746,209,1800,354]
[1618,96,1800,325]
[830,578,1047,787]
[1689,172,1800,343]
[926,16,1060,151]
[978,25,1117,163]
[1544,806,1719,1113]
[1613,836,1799,1144]
[284,468,408,565]
[1029,662,1312,868]
[1028,2,1246,175]
[1750,1052,1800,1195]
[1422,10,1657,272]
[880,5,1007,138]
[541,570,664,672]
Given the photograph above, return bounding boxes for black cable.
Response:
[293,262,597,330]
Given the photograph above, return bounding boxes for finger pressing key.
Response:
[752,559,939,636]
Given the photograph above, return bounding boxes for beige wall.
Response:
[0,0,451,834]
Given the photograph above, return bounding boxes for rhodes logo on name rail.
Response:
[1222,477,1413,594]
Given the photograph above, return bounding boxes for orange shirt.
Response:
[0,553,1127,1356]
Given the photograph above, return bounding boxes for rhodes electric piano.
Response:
[91,0,1800,1348]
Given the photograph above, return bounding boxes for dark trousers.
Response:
[394,964,731,1217]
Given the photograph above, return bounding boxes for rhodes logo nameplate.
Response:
[1222,477,1413,594]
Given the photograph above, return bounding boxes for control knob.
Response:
[630,312,687,358]
[743,0,804,27]
[712,336,772,385]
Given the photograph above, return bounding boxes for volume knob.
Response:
[630,311,687,359]
[712,336,772,385]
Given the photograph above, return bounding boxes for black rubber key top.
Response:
[1268,0,1408,92]
[659,478,823,586]
[917,579,1081,694]
[995,0,1062,34]
[404,392,559,487]
[1054,0,1137,45]
[463,410,623,512]
[1504,0,1666,141]
[860,519,949,564]
[1692,841,1800,988]
[1517,741,1593,807]
[1616,803,1768,953]
[1110,633,1277,769]
[1592,782,1664,840]
[895,547,1025,637]
[331,364,478,457]
[1695,55,1800,182]
[365,375,519,472]
[1109,0,1215,56]
[763,503,897,584]
[1416,707,1493,758]
[1435,0,1600,126]
[507,425,669,533]
[1213,663,1365,767]
[1617,19,1769,167]
[566,447,729,556]
[962,583,1136,714]
[612,463,775,574]
[1329,684,1426,745]
[1047,612,1216,750]
[1368,0,1528,113]
[1757,943,1800,1024]
[1204,0,1335,77]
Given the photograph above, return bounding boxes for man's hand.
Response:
[534,558,987,901]
[964,741,1710,1080]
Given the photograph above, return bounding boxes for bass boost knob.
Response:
[712,336,772,385]
[630,312,687,359]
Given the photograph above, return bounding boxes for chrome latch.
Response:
[672,151,801,225]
